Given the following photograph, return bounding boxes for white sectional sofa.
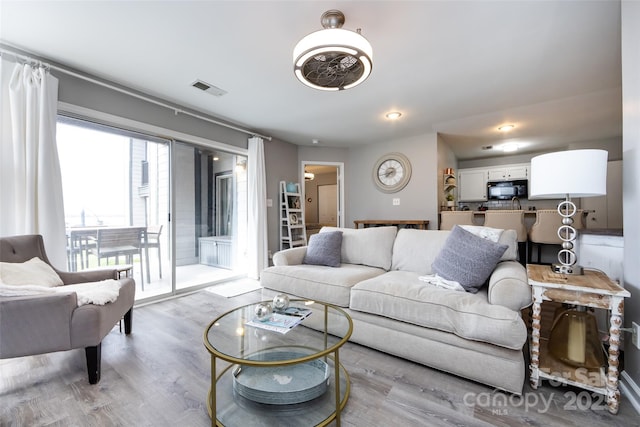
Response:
[260,225,532,394]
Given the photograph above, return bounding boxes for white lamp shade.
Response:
[530,149,608,198]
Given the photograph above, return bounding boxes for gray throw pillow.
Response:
[432,225,508,293]
[303,231,343,267]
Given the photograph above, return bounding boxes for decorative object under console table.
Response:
[527,264,630,414]
[353,219,429,229]
[203,300,353,426]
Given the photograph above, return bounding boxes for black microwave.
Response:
[487,180,528,200]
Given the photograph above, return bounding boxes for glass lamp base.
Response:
[549,309,605,369]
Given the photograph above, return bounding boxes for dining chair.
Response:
[528,209,585,264]
[439,211,475,230]
[483,210,527,264]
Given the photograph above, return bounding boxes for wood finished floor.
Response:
[1,289,638,427]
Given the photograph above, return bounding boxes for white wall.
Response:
[621,0,640,405]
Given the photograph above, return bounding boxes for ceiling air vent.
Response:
[481,145,493,150]
[191,80,227,97]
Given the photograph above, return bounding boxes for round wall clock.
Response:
[372,152,412,193]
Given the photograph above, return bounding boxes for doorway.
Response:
[301,161,344,239]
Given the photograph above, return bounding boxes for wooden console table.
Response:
[353,219,429,229]
[527,264,630,414]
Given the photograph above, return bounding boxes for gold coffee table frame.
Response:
[203,300,353,426]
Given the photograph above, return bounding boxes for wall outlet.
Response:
[392,198,400,206]
[633,322,640,349]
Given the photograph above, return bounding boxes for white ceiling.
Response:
[0,1,622,160]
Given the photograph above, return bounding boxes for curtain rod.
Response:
[0,46,272,141]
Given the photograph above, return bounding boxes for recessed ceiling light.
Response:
[500,143,520,152]
[385,112,402,120]
[498,124,515,132]
[312,139,319,144]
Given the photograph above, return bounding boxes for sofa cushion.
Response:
[320,226,397,270]
[303,231,343,267]
[260,263,386,307]
[432,226,508,293]
[0,257,63,287]
[391,229,451,274]
[349,270,527,349]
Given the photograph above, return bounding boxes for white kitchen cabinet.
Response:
[506,165,528,180]
[487,164,529,181]
[458,169,488,201]
[487,168,508,181]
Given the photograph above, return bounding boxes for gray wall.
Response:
[55,72,249,148]
[346,133,439,229]
[621,0,640,401]
[264,139,298,257]
[264,133,440,258]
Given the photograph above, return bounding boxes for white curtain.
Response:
[247,136,268,279]
[0,59,67,269]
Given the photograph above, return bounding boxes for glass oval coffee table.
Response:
[203,300,353,426]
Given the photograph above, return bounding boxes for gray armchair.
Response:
[0,234,135,384]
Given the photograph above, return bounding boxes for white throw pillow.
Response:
[0,257,63,287]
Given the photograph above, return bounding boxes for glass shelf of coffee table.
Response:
[203,300,353,426]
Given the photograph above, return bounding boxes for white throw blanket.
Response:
[0,280,122,306]
[418,274,465,292]
[459,225,504,242]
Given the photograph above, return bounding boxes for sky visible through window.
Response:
[57,122,129,227]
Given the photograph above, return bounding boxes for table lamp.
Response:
[531,149,608,369]
[529,149,608,275]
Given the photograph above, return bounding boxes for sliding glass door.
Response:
[57,118,249,300]
[57,116,172,299]
[173,141,247,290]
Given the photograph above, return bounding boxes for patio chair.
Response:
[0,234,135,384]
[90,227,146,289]
[145,225,163,281]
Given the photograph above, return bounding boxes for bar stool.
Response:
[483,210,527,264]
[528,209,585,264]
[439,211,475,230]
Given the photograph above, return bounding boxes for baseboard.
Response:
[620,370,640,415]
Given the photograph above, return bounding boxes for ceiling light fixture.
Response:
[293,9,373,91]
[385,112,402,120]
[304,172,315,181]
[501,142,520,152]
[498,124,515,132]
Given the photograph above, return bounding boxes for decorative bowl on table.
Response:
[232,350,330,405]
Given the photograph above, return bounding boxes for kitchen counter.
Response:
[580,228,623,236]
[438,209,592,231]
